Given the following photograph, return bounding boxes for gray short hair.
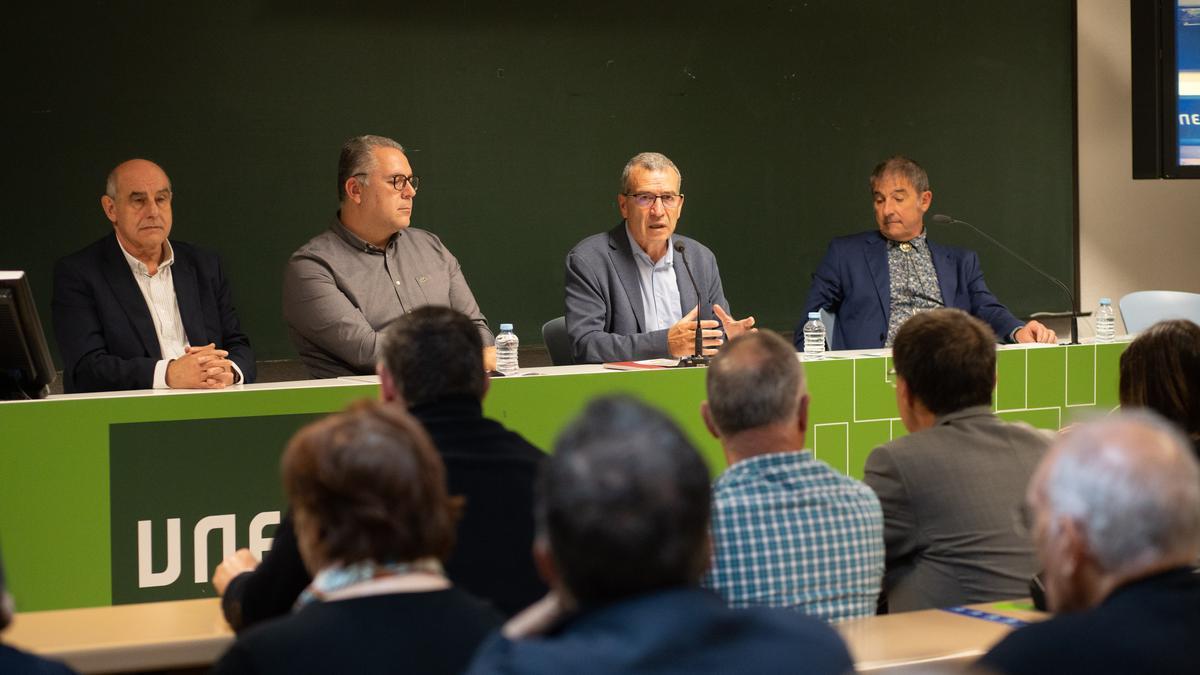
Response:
[706,331,806,435]
[541,396,712,606]
[1040,411,1200,575]
[338,135,406,201]
[620,152,681,194]
[870,155,930,195]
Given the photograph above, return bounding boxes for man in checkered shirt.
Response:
[700,331,885,622]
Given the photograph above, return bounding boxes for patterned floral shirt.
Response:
[886,231,945,346]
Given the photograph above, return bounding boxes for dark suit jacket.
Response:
[979,567,1200,675]
[863,406,1050,612]
[465,587,854,675]
[221,396,546,632]
[52,233,255,393]
[564,223,729,363]
[800,230,1023,350]
[0,644,77,675]
[213,588,502,675]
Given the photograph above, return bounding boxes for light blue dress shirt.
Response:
[625,226,683,331]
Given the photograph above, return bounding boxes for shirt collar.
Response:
[116,238,174,277]
[933,404,996,427]
[887,230,928,250]
[718,449,815,483]
[332,212,398,254]
[625,225,673,268]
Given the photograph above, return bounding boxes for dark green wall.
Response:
[3,1,1075,362]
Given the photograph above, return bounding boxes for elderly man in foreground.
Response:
[979,412,1200,675]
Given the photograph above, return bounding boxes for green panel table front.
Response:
[0,342,1126,612]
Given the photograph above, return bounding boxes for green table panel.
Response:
[0,342,1127,611]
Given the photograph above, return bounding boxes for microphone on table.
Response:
[674,243,711,367]
[930,214,1079,345]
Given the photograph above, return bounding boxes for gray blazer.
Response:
[863,405,1050,612]
[564,223,729,364]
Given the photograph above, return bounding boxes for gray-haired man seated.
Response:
[979,412,1200,675]
[563,152,754,363]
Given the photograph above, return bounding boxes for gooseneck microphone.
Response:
[931,214,1080,344]
[674,243,711,367]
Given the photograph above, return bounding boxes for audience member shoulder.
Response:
[0,644,77,675]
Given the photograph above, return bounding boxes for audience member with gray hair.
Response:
[283,134,495,378]
[466,396,854,675]
[979,412,1200,675]
[563,152,755,363]
[700,331,885,622]
[0,546,78,673]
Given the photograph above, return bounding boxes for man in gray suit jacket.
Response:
[564,152,755,364]
[864,308,1050,612]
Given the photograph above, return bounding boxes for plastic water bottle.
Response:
[495,324,519,374]
[803,312,826,360]
[1095,298,1115,343]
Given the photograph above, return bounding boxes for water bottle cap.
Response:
[1099,298,1111,305]
[500,323,513,331]
[808,312,821,320]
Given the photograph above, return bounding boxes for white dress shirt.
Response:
[117,239,242,388]
[626,226,683,331]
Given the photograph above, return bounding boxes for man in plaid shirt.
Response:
[701,331,885,622]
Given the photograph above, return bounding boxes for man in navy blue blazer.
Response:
[800,156,1056,351]
[53,159,254,393]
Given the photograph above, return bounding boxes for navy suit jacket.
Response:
[800,230,1023,350]
[52,233,255,393]
[466,587,853,675]
[564,223,729,363]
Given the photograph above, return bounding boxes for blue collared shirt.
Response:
[703,451,885,623]
[625,226,683,331]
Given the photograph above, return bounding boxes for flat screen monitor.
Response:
[1132,0,1200,178]
[1177,1,1200,172]
[0,271,56,399]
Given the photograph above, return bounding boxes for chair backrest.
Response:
[1118,291,1200,334]
[541,316,574,366]
[819,308,837,345]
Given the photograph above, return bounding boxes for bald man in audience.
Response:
[700,331,884,622]
[864,308,1051,611]
[979,412,1200,675]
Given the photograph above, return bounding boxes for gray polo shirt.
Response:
[282,217,493,378]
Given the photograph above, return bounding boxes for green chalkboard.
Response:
[3,1,1075,363]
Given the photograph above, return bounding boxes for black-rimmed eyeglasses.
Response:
[354,173,420,192]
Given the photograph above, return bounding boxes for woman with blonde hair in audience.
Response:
[1119,319,1200,456]
[213,401,502,674]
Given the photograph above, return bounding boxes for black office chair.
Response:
[541,316,574,366]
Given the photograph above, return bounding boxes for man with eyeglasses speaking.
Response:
[283,135,494,378]
[564,152,755,364]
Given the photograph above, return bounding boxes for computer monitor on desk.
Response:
[0,271,56,399]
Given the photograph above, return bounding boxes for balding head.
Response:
[705,331,807,437]
[101,159,174,264]
[1030,412,1200,610]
